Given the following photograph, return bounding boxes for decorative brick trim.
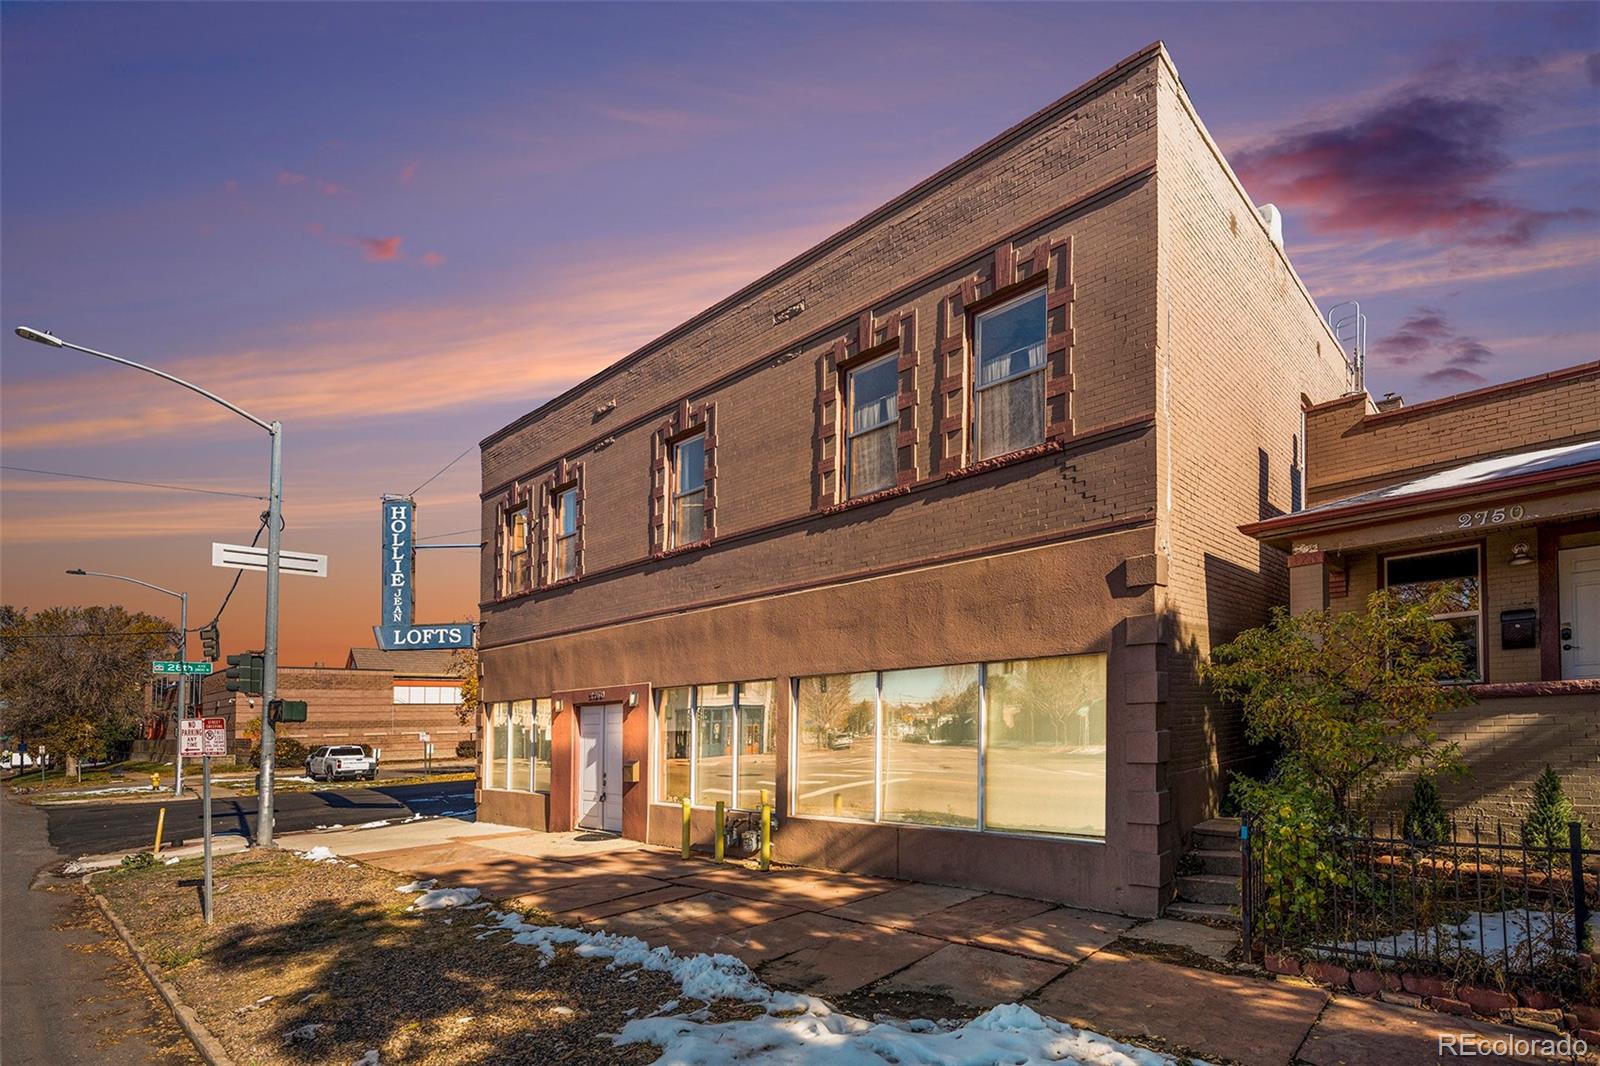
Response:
[1286,550,1328,568]
[1467,679,1600,699]
[538,458,584,584]
[493,478,536,600]
[935,275,980,475]
[817,483,912,517]
[1042,236,1075,442]
[815,308,922,507]
[492,499,506,600]
[651,400,716,553]
[652,537,714,561]
[945,437,1065,482]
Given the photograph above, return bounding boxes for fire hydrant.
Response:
[150,772,161,791]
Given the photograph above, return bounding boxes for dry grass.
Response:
[95,850,696,1064]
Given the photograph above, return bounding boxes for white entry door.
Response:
[577,704,624,832]
[1560,545,1600,680]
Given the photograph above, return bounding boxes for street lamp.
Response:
[17,326,286,846]
[67,569,190,796]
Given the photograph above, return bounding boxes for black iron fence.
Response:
[1243,816,1596,989]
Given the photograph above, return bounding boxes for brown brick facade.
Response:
[474,43,1352,915]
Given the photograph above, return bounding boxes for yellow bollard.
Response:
[681,797,692,859]
[760,801,772,872]
[713,801,725,864]
[833,792,843,816]
[153,807,166,857]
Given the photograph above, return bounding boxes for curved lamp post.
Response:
[17,326,285,846]
[66,569,189,795]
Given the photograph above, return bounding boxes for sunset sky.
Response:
[3,2,1597,665]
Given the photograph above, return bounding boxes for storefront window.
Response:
[533,699,553,792]
[694,684,735,808]
[489,703,510,791]
[508,700,533,791]
[792,654,1108,838]
[657,687,692,803]
[984,654,1107,837]
[736,681,777,810]
[794,672,877,819]
[881,665,979,828]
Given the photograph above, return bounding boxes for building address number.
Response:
[1457,504,1525,528]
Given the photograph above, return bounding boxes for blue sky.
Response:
[3,2,1596,662]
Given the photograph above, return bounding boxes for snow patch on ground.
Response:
[410,887,481,911]
[299,846,340,863]
[396,879,438,893]
[353,1051,380,1066]
[479,907,1199,1065]
[353,819,392,829]
[1326,909,1600,969]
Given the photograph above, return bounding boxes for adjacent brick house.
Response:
[1244,362,1600,824]
[475,42,1353,916]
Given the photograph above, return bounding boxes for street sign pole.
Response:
[258,422,283,847]
[202,752,213,922]
[175,590,187,797]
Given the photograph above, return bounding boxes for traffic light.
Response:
[225,651,264,695]
[269,699,307,724]
[200,623,219,662]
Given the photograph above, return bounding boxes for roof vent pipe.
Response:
[1257,203,1284,249]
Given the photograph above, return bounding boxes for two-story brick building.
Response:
[474,42,1354,916]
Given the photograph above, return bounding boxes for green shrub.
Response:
[118,851,160,871]
[455,739,477,759]
[1522,766,1588,865]
[248,735,309,769]
[1234,770,1345,934]
[1402,775,1449,845]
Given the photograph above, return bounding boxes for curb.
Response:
[85,874,238,1066]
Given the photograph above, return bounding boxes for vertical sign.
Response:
[383,497,415,629]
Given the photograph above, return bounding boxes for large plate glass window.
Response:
[671,434,706,546]
[846,354,899,498]
[488,702,510,790]
[984,654,1107,836]
[553,485,579,580]
[509,700,534,791]
[693,683,735,808]
[793,672,878,819]
[655,681,778,808]
[657,687,692,803]
[1384,546,1482,680]
[506,506,532,593]
[973,288,1047,461]
[736,681,777,809]
[881,665,979,827]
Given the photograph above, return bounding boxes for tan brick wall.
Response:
[1304,365,1600,505]
[1151,60,1354,836]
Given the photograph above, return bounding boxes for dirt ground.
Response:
[94,850,714,1065]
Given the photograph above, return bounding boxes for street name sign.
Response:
[211,542,328,577]
[152,661,214,675]
[179,717,229,758]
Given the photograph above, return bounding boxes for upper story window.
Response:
[671,433,707,546]
[846,354,899,498]
[973,288,1047,461]
[505,505,532,594]
[1384,546,1482,681]
[552,485,579,581]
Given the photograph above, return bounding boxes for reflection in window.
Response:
[974,288,1047,460]
[881,665,979,827]
[553,486,579,580]
[509,699,533,791]
[847,354,899,498]
[671,434,706,546]
[657,688,692,803]
[694,684,735,808]
[506,506,532,593]
[984,654,1107,837]
[793,673,878,819]
[533,699,553,792]
[489,703,510,791]
[1385,547,1482,680]
[736,681,776,810]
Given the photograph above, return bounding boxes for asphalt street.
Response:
[42,779,476,858]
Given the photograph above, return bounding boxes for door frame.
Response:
[1539,522,1600,680]
[1556,541,1600,681]
[554,683,650,836]
[576,703,623,832]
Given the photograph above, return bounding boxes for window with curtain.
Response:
[846,354,898,498]
[505,505,532,593]
[671,434,706,546]
[984,654,1107,837]
[1384,546,1482,680]
[736,681,776,810]
[553,485,579,580]
[793,672,878,819]
[881,665,979,828]
[973,288,1047,461]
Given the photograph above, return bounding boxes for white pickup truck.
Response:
[305,744,379,782]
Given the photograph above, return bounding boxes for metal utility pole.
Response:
[18,326,284,846]
[65,569,188,795]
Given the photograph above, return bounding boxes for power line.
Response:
[418,527,479,542]
[1,465,266,500]
[408,441,476,498]
[199,514,269,630]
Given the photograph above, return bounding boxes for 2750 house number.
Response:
[1457,504,1526,528]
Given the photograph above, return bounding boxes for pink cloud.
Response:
[420,251,445,267]
[277,170,308,186]
[399,160,419,184]
[319,181,344,197]
[360,236,403,262]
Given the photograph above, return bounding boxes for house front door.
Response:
[1559,544,1600,680]
[577,703,624,831]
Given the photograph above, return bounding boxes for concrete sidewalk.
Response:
[305,820,1573,1066]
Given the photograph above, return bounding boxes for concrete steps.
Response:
[1169,817,1242,924]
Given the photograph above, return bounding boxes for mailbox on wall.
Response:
[622,761,641,783]
[1501,608,1538,650]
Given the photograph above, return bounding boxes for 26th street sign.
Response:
[152,661,214,675]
